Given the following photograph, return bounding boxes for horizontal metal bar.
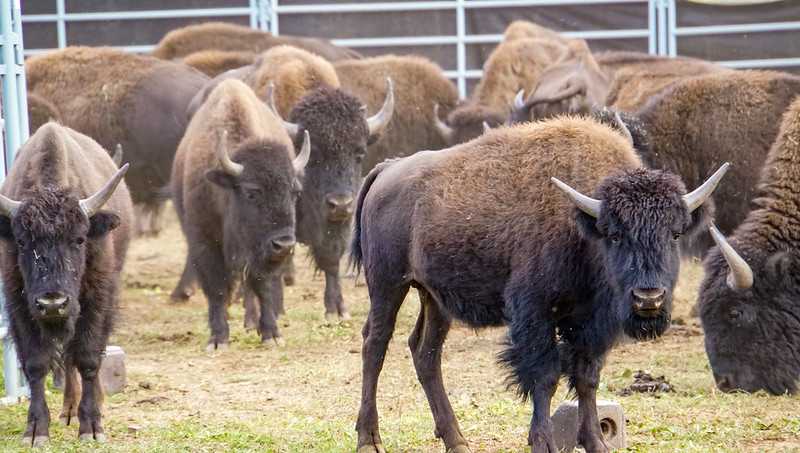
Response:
[674,21,800,36]
[276,0,648,14]
[22,7,252,23]
[24,44,155,56]
[464,0,648,7]
[716,57,800,69]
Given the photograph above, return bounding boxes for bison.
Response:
[334,55,459,172]
[699,97,800,396]
[25,46,209,236]
[351,115,726,453]
[172,79,310,349]
[152,22,362,63]
[0,123,132,445]
[182,49,257,78]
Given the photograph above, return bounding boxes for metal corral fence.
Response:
[0,0,30,405]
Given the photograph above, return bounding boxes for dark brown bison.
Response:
[152,22,362,63]
[699,97,800,396]
[351,115,725,453]
[182,49,257,78]
[172,79,309,349]
[334,55,459,172]
[0,123,132,445]
[25,46,209,236]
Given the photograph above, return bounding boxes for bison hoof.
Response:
[357,444,386,453]
[283,274,295,286]
[324,312,339,324]
[447,446,472,453]
[205,342,229,353]
[340,311,352,321]
[243,319,258,331]
[59,413,74,426]
[22,436,49,447]
[79,432,107,443]
[262,337,286,349]
[170,289,193,302]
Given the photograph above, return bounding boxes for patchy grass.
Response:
[0,212,797,452]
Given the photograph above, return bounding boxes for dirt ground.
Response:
[0,209,798,452]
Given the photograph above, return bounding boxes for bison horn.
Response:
[513,89,526,111]
[216,130,244,177]
[0,193,22,218]
[551,177,601,218]
[366,77,395,137]
[294,130,311,174]
[79,163,129,218]
[708,223,754,290]
[113,144,123,167]
[527,83,584,107]
[266,82,300,139]
[433,104,454,142]
[682,163,730,213]
[613,111,634,146]
[483,121,492,134]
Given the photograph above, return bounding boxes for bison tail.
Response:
[349,159,396,274]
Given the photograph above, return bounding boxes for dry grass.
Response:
[0,210,798,452]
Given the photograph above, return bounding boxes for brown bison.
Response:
[351,115,725,453]
[25,46,209,236]
[334,55,459,172]
[26,92,62,133]
[700,97,800,396]
[152,22,362,62]
[503,20,574,45]
[0,123,132,445]
[172,79,310,349]
[182,49,257,78]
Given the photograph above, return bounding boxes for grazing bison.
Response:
[182,49,256,78]
[25,46,209,236]
[699,97,800,395]
[152,22,362,62]
[0,123,132,445]
[172,79,310,349]
[335,55,459,172]
[351,116,725,453]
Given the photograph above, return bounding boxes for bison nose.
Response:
[35,292,69,315]
[325,193,354,222]
[632,287,666,313]
[271,236,296,260]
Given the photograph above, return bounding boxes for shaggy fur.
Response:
[172,79,298,348]
[699,97,800,396]
[335,55,459,172]
[636,70,800,249]
[0,123,132,445]
[503,20,573,45]
[27,93,62,133]
[443,102,506,145]
[182,49,256,77]
[244,45,341,117]
[25,46,209,235]
[151,22,362,62]
[350,117,712,452]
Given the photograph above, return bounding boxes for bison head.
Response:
[433,103,505,146]
[699,228,799,395]
[0,164,128,335]
[553,163,727,341]
[206,130,309,271]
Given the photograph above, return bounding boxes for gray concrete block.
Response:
[100,345,127,395]
[551,399,626,452]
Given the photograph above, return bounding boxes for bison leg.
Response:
[243,285,260,331]
[59,364,82,426]
[249,273,285,347]
[356,282,409,453]
[323,264,349,322]
[571,354,609,453]
[282,254,296,287]
[194,248,232,350]
[76,356,106,443]
[21,352,51,446]
[170,257,197,302]
[410,289,470,452]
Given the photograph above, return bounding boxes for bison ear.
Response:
[88,212,121,238]
[0,216,12,239]
[686,199,713,239]
[765,251,800,285]
[575,211,603,240]
[205,169,238,189]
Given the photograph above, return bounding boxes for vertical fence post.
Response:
[0,0,29,405]
[455,0,466,99]
[657,0,668,55]
[667,0,677,56]
[648,0,657,54]
[55,0,66,49]
[269,0,279,34]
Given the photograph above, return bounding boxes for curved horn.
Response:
[526,83,584,107]
[79,163,129,218]
[293,130,311,174]
[709,223,753,290]
[433,103,454,142]
[0,194,22,218]
[216,130,244,177]
[513,89,526,111]
[366,77,395,137]
[112,143,123,167]
[551,177,601,218]
[613,111,634,146]
[266,82,299,139]
[482,121,492,134]
[683,163,730,213]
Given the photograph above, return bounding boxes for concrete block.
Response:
[551,399,626,452]
[52,346,127,395]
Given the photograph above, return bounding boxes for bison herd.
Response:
[1,19,798,451]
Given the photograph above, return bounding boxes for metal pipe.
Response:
[674,20,800,36]
[456,0,467,98]
[668,0,677,56]
[22,7,254,22]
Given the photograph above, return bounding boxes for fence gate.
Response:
[0,0,29,405]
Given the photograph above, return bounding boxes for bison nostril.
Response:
[271,237,296,255]
[633,287,666,300]
[326,194,354,210]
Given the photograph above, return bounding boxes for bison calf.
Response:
[0,123,132,445]
[351,116,725,453]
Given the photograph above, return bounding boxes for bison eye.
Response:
[608,233,621,244]
[729,309,742,321]
[672,233,681,242]
[16,239,25,248]
[75,237,86,245]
